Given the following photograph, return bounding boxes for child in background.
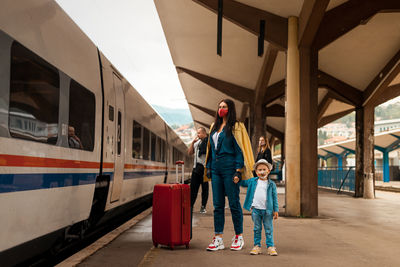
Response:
[233,159,279,256]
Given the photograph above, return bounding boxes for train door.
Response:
[110,73,125,202]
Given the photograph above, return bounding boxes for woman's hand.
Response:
[273,212,279,220]
[232,171,242,183]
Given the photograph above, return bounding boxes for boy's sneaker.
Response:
[200,206,206,213]
[230,235,244,250]
[207,237,224,251]
[267,246,278,256]
[250,246,261,255]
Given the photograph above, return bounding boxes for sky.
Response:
[55,0,189,109]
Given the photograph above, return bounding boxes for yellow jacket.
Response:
[203,122,255,182]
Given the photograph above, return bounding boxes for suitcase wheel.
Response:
[185,244,190,249]
[170,245,174,250]
[153,242,158,248]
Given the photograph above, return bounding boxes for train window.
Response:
[142,127,150,160]
[109,105,114,121]
[173,147,180,163]
[68,79,95,151]
[151,132,156,161]
[156,136,161,162]
[117,111,121,155]
[132,121,142,159]
[9,42,59,144]
[160,139,166,162]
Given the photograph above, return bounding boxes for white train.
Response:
[0,1,192,265]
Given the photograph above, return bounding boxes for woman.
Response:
[204,99,254,252]
[256,136,272,163]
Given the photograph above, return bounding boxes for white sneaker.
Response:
[230,235,244,250]
[207,236,225,251]
[267,246,278,256]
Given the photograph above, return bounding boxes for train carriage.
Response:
[0,1,191,265]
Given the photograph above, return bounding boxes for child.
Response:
[233,159,279,256]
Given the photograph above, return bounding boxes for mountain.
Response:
[152,105,193,127]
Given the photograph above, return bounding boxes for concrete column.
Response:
[355,107,364,197]
[250,104,265,157]
[383,151,390,183]
[363,105,375,199]
[285,16,301,216]
[356,106,375,198]
[299,46,318,214]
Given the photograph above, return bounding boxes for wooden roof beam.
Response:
[318,70,363,107]
[266,125,284,141]
[194,119,211,129]
[368,84,400,107]
[318,108,355,128]
[188,102,215,117]
[298,0,330,47]
[254,45,279,105]
[315,0,400,50]
[177,66,253,102]
[263,79,285,105]
[363,49,400,107]
[193,0,288,50]
[265,104,285,117]
[317,92,333,121]
[240,102,249,122]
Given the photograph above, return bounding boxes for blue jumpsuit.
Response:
[207,128,244,235]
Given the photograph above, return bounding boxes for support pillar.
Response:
[383,151,390,183]
[337,156,343,170]
[363,105,375,199]
[355,107,364,197]
[299,45,318,216]
[250,104,266,156]
[355,106,375,198]
[285,17,301,216]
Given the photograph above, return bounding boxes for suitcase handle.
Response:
[175,161,184,184]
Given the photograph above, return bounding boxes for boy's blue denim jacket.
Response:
[239,177,279,213]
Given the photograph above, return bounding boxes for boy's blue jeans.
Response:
[211,169,243,235]
[251,208,274,247]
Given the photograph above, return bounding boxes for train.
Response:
[0,1,192,265]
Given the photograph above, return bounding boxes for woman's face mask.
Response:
[218,108,228,117]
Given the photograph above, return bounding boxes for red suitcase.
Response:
[152,183,191,249]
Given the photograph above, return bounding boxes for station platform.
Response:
[375,181,400,193]
[60,188,400,267]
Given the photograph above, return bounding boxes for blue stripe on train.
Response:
[0,171,166,193]
[123,171,165,179]
[0,173,97,193]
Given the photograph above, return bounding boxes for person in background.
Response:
[188,127,209,213]
[256,135,272,163]
[68,126,83,149]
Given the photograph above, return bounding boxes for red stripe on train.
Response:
[124,164,167,170]
[0,154,114,169]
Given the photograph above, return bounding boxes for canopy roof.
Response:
[154,0,400,140]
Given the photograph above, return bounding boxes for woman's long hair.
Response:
[257,135,270,153]
[211,99,237,136]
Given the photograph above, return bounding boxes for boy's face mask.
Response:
[256,166,269,178]
[258,171,268,178]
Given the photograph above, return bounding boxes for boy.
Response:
[233,159,279,256]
